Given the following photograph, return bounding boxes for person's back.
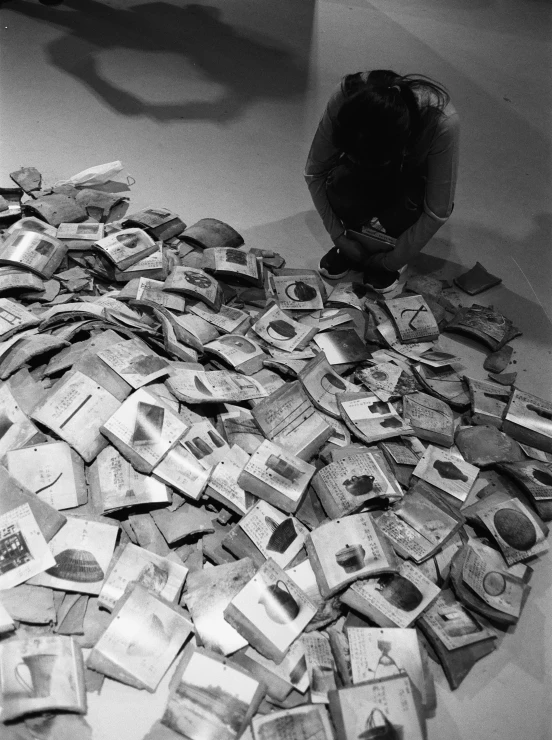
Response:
[305,69,459,292]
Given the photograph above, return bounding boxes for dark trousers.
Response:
[326,160,426,238]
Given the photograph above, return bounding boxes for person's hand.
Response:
[333,233,364,266]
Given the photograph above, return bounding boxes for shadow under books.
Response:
[6,0,313,122]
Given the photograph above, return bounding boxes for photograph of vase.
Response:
[258,581,300,624]
[14,653,58,698]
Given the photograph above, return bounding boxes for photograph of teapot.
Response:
[343,475,375,497]
[258,580,300,624]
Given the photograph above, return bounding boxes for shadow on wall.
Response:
[7,0,314,121]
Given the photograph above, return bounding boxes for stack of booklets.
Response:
[0,161,548,740]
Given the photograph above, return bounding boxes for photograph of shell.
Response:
[29,516,118,595]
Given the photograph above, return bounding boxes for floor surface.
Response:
[0,1,551,739]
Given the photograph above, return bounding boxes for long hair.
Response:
[334,69,450,167]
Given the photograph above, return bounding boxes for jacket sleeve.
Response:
[304,86,348,242]
[396,105,460,255]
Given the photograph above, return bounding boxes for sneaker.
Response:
[363,264,400,294]
[318,247,351,279]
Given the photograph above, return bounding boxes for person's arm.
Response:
[304,86,348,243]
[381,106,460,271]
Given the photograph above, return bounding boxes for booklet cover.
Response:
[101,387,189,474]
[0,503,56,589]
[420,588,496,652]
[0,229,67,279]
[375,487,464,564]
[153,442,211,500]
[385,294,439,343]
[0,634,86,721]
[314,329,371,366]
[252,704,335,740]
[241,638,309,699]
[341,561,441,629]
[338,392,413,444]
[477,496,548,565]
[94,228,158,271]
[204,247,262,284]
[356,361,419,401]
[402,392,455,447]
[237,500,309,570]
[0,383,39,460]
[7,441,87,511]
[164,266,223,311]
[168,368,267,404]
[238,440,316,514]
[270,273,324,311]
[378,320,456,367]
[207,446,255,516]
[503,388,552,450]
[301,632,337,704]
[299,353,360,419]
[184,558,257,656]
[413,446,478,503]
[312,452,400,519]
[0,298,40,341]
[187,301,251,334]
[466,376,510,426]
[224,558,317,662]
[134,277,187,312]
[32,369,123,463]
[204,334,266,375]
[306,514,398,598]
[461,541,528,619]
[97,338,170,389]
[91,445,170,513]
[347,627,428,707]
[57,222,104,241]
[99,542,188,611]
[253,304,318,352]
[180,420,230,470]
[251,381,333,460]
[329,674,425,740]
[163,646,264,740]
[88,583,193,692]
[29,515,118,595]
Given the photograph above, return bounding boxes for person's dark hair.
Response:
[334,69,450,167]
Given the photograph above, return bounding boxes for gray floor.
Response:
[1,1,551,739]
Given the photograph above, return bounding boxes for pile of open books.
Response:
[0,166,550,740]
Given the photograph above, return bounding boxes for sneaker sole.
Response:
[371,280,399,294]
[318,266,349,280]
